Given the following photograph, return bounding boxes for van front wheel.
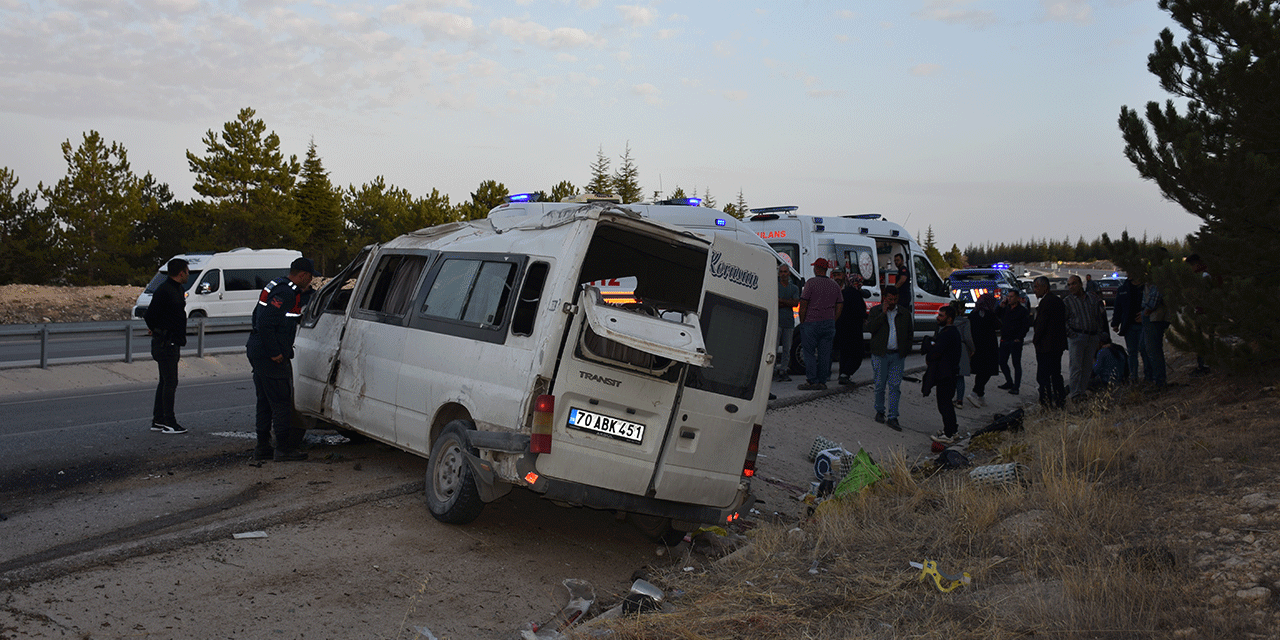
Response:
[425,421,485,524]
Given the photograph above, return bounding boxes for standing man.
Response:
[925,305,962,444]
[867,285,912,431]
[144,258,190,434]
[797,258,842,391]
[1111,274,1146,383]
[246,257,320,461]
[1063,274,1108,402]
[775,263,800,382]
[1141,278,1169,389]
[1031,276,1067,409]
[892,253,912,312]
[996,290,1031,395]
[835,272,871,385]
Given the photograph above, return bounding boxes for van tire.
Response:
[627,513,682,544]
[425,421,485,524]
[188,310,206,319]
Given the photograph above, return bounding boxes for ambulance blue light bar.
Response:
[992,262,1011,269]
[505,193,540,203]
[656,197,702,206]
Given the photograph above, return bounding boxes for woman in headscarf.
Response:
[966,293,1000,407]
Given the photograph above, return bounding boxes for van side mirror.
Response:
[198,283,212,295]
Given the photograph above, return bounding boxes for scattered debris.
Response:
[409,625,439,639]
[969,462,1027,487]
[232,531,268,539]
[521,578,595,639]
[910,560,971,592]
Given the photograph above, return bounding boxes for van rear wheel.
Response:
[425,421,485,524]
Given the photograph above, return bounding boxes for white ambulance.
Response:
[743,206,951,342]
[292,203,776,532]
[133,248,301,319]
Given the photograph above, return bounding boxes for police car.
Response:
[947,264,1036,311]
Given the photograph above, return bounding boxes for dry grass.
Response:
[576,359,1280,639]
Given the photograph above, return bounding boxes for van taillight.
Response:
[531,394,554,453]
[742,423,763,477]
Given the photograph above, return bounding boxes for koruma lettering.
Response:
[709,250,760,290]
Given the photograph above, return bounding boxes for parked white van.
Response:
[744,207,950,335]
[292,203,776,530]
[133,248,302,319]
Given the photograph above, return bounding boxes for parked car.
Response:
[1095,277,1123,307]
[947,267,1037,311]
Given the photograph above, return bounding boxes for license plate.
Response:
[567,407,645,444]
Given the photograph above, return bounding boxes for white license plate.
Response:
[567,407,645,444]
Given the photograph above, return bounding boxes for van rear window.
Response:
[685,293,767,400]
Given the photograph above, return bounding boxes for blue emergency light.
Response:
[715,218,727,227]
[505,193,539,203]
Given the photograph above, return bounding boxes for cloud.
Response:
[807,89,843,98]
[1040,0,1093,24]
[489,17,605,49]
[713,40,734,57]
[722,90,748,101]
[385,6,477,40]
[616,5,656,26]
[655,28,677,40]
[835,34,849,43]
[835,10,855,20]
[914,0,997,29]
[911,63,943,76]
[631,82,661,105]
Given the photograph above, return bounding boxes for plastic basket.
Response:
[968,462,1024,486]
[809,436,841,462]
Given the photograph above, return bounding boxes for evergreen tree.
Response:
[294,140,343,273]
[1118,0,1280,368]
[410,188,455,231]
[549,180,579,203]
[701,187,716,209]
[343,176,414,247]
[667,186,688,201]
[944,244,966,269]
[733,189,749,218]
[586,147,611,195]
[42,131,156,285]
[612,143,643,203]
[0,167,57,284]
[186,107,301,249]
[131,174,191,274]
[458,179,508,220]
[924,226,946,272]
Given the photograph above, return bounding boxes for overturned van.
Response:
[293,203,777,529]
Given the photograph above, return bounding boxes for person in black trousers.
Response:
[144,258,189,434]
[246,257,319,461]
[1032,276,1068,409]
[996,291,1032,394]
[835,272,871,385]
[926,305,962,444]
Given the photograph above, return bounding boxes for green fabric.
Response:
[833,448,884,497]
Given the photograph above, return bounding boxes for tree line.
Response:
[0,108,750,286]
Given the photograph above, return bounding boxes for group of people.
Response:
[144,255,321,462]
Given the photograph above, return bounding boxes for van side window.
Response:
[226,268,287,291]
[360,254,429,316]
[197,269,221,294]
[511,262,549,336]
[422,259,517,327]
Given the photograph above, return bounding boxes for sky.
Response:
[0,0,1201,250]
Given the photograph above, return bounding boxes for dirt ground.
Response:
[0,285,141,324]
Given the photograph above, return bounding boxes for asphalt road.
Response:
[0,330,249,367]
[0,374,257,492]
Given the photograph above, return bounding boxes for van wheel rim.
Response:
[433,442,465,500]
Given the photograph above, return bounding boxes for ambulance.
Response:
[292,202,776,533]
[744,206,951,342]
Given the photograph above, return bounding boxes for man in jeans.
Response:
[1063,274,1108,402]
[143,258,190,434]
[797,258,842,391]
[867,285,913,430]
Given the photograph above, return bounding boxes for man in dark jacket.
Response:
[144,258,189,434]
[996,291,1031,394]
[246,257,319,461]
[835,272,871,384]
[867,285,913,431]
[1110,275,1146,383]
[925,305,962,444]
[1032,276,1068,409]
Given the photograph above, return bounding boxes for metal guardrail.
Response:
[0,317,253,370]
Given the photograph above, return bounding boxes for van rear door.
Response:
[652,234,775,508]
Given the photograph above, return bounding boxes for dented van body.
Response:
[292,204,776,529]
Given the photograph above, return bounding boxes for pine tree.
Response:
[549,180,579,203]
[586,147,611,195]
[734,189,749,218]
[42,131,156,285]
[458,179,508,220]
[343,176,414,249]
[612,143,643,204]
[1118,0,1280,368]
[701,187,716,209]
[294,140,344,273]
[186,107,301,249]
[0,167,57,284]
